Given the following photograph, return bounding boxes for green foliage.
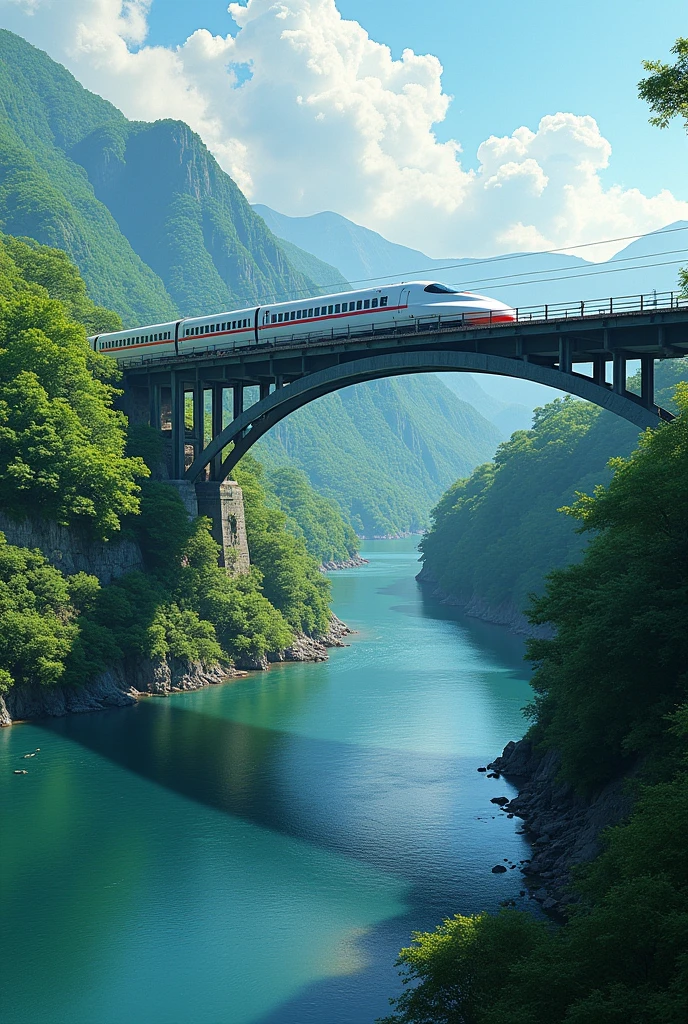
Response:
[0,30,178,325]
[265,465,358,564]
[235,454,332,635]
[380,750,688,1024]
[0,242,148,537]
[383,397,688,1024]
[0,532,81,692]
[639,36,688,130]
[419,360,688,616]
[525,385,688,789]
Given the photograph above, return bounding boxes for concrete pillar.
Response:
[168,480,199,520]
[612,352,626,396]
[592,356,606,387]
[170,372,186,478]
[210,385,224,481]
[149,383,161,430]
[233,384,244,421]
[641,356,655,409]
[195,480,250,572]
[558,338,572,375]
[192,382,204,450]
[259,381,270,402]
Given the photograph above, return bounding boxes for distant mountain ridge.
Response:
[253,204,687,310]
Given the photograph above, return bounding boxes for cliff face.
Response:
[416,565,553,638]
[0,512,143,584]
[486,738,635,915]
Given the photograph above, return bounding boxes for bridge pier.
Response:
[641,356,655,409]
[195,480,250,572]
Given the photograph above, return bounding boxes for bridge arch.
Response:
[184,349,672,483]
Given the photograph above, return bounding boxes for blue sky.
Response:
[144,0,687,201]
[0,0,685,258]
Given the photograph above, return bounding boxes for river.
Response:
[0,538,533,1024]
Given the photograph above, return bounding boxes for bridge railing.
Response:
[117,289,688,369]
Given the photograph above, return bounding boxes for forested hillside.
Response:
[419,358,688,623]
[383,395,688,1024]
[0,29,329,322]
[256,375,503,537]
[0,236,334,709]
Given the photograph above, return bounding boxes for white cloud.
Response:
[0,0,687,259]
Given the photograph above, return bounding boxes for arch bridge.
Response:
[120,291,688,560]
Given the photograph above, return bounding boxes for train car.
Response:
[88,283,515,363]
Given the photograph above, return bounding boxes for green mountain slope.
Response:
[255,375,503,537]
[72,118,320,315]
[419,358,688,618]
[0,30,324,322]
[0,30,177,325]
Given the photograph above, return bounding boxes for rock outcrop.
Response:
[0,512,143,584]
[320,556,369,571]
[0,617,355,726]
[0,657,237,726]
[486,738,635,915]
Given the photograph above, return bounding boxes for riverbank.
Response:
[484,737,635,915]
[0,615,353,726]
[416,566,553,637]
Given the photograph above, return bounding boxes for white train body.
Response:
[88,282,515,362]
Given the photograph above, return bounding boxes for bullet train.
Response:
[88,281,515,362]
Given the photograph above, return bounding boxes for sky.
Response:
[1,0,686,259]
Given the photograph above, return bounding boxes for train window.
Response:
[314,307,320,316]
[424,283,459,293]
[334,304,340,313]
[380,296,388,306]
[278,313,283,322]
[216,324,220,331]
[343,302,350,311]
[289,311,294,320]
[272,315,277,323]
[209,325,214,332]
[372,298,378,307]
[327,305,333,314]
[356,300,362,310]
[308,308,313,317]
[363,299,370,309]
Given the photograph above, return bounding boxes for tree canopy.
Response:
[380,392,688,1024]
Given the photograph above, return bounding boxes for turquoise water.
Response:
[0,539,533,1024]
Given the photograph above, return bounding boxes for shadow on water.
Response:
[36,701,514,897]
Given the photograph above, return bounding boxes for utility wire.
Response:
[445,246,688,291]
[307,222,688,290]
[445,256,688,293]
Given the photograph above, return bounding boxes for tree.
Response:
[638,37,688,130]
[639,37,688,293]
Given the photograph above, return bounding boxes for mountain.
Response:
[437,373,533,436]
[0,29,333,323]
[254,374,502,537]
[0,30,504,538]
[254,203,687,309]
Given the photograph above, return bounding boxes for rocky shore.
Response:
[416,566,552,637]
[483,738,635,915]
[320,555,369,571]
[0,615,354,726]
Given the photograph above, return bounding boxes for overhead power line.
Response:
[301,223,688,292]
[446,256,688,293]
